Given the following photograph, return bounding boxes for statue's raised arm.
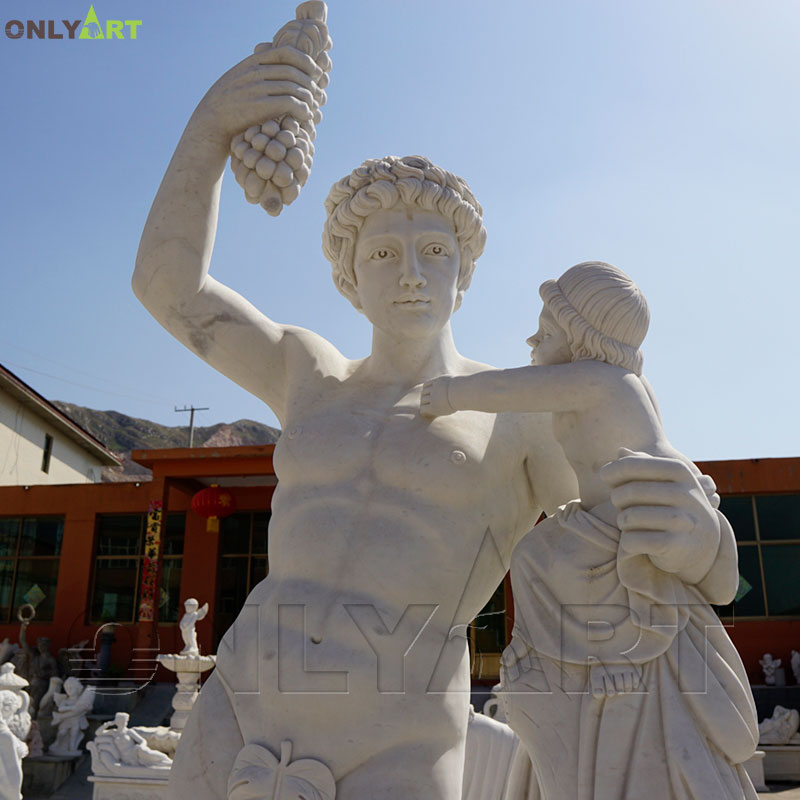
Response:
[132,2,331,424]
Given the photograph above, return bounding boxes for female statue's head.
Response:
[539,262,650,375]
[322,156,486,311]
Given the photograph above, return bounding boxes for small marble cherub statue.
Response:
[422,261,709,694]
[179,598,208,657]
[759,653,781,685]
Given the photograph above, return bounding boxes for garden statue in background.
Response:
[760,653,781,685]
[0,639,18,667]
[422,262,758,798]
[0,690,28,800]
[19,618,58,719]
[133,3,746,797]
[0,663,33,756]
[88,712,174,775]
[179,599,209,657]
[49,677,95,756]
[758,705,800,745]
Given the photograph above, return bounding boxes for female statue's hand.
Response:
[187,45,325,149]
[601,449,722,584]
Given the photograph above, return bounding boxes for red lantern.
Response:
[191,485,236,532]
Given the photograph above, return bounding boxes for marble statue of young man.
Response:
[132,19,740,800]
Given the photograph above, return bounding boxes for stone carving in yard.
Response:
[49,677,95,756]
[179,599,208,657]
[760,653,781,685]
[88,712,174,778]
[758,706,800,745]
[0,690,28,800]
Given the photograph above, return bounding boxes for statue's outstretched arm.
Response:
[133,43,328,423]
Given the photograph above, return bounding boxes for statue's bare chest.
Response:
[275,388,505,505]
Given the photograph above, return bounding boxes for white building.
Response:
[0,364,120,485]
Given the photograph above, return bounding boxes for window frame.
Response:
[0,515,64,623]
[41,433,53,473]
[89,512,185,625]
[717,492,800,620]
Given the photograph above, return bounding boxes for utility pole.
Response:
[175,405,209,447]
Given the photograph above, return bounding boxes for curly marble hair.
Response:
[322,155,486,309]
[539,261,650,375]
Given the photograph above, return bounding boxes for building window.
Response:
[0,517,64,623]
[215,511,270,644]
[470,578,511,680]
[716,493,800,618]
[41,434,53,473]
[90,513,185,624]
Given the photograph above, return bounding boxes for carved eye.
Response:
[423,244,447,256]
[370,248,395,261]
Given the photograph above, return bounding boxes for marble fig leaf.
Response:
[227,740,335,800]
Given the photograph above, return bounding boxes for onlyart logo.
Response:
[4,5,142,40]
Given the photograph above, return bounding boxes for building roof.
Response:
[0,364,121,466]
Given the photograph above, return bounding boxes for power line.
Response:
[175,405,209,447]
[1,359,170,406]
[0,339,172,403]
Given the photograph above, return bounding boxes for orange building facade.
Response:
[0,449,797,686]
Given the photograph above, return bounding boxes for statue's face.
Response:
[351,206,460,339]
[527,309,572,366]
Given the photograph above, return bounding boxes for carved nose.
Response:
[526,334,539,347]
[399,256,426,288]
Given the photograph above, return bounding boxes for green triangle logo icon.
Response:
[79,5,104,39]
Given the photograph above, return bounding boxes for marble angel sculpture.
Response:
[0,690,28,800]
[179,598,208,657]
[132,3,740,795]
[422,262,759,799]
[49,676,95,756]
[759,652,781,685]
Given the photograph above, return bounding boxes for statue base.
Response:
[762,743,800,782]
[156,653,216,732]
[742,750,768,792]
[21,753,83,797]
[88,773,170,800]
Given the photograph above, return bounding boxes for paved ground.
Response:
[762,786,800,798]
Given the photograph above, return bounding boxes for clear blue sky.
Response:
[2,0,798,460]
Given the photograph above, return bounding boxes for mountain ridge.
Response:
[53,402,280,482]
